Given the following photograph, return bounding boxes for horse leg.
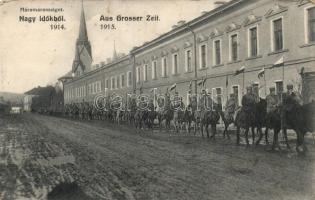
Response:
[256,127,263,146]
[272,129,278,151]
[201,123,204,138]
[251,127,255,145]
[210,123,216,140]
[206,124,210,139]
[236,126,240,145]
[283,128,290,150]
[226,123,231,140]
[245,128,250,147]
[265,127,269,145]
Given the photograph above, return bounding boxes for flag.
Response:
[258,67,265,79]
[198,79,203,86]
[272,56,284,68]
[198,78,206,87]
[234,66,245,76]
[170,83,177,91]
[150,88,154,93]
[225,75,229,87]
[189,81,192,90]
[139,86,143,94]
[202,78,207,87]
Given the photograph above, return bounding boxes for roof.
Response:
[25,86,56,96]
[58,71,73,82]
[131,0,245,54]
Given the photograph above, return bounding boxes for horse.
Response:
[261,101,315,154]
[219,107,240,139]
[199,104,221,139]
[182,107,196,134]
[234,98,267,146]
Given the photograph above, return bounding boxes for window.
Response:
[230,34,238,61]
[249,27,258,57]
[232,85,240,106]
[93,83,96,94]
[152,61,157,79]
[111,77,115,90]
[105,79,109,89]
[308,7,315,42]
[116,76,120,89]
[121,74,125,88]
[162,57,167,77]
[200,44,207,68]
[185,50,192,72]
[275,80,283,95]
[136,67,140,83]
[127,71,132,87]
[216,88,223,107]
[273,18,283,51]
[143,64,148,81]
[212,87,223,110]
[214,40,221,65]
[172,54,178,74]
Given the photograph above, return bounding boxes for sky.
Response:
[0,0,218,93]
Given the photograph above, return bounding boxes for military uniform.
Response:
[281,84,303,128]
[266,89,278,114]
[224,94,237,121]
[236,86,256,128]
[241,92,256,112]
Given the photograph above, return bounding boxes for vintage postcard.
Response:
[0,0,315,199]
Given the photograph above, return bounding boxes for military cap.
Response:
[287,84,293,90]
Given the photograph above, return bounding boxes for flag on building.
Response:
[170,83,177,91]
[234,66,245,76]
[225,75,229,87]
[189,80,192,90]
[198,77,207,87]
[272,56,284,68]
[258,67,265,79]
[139,86,143,94]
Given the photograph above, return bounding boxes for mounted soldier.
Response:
[235,85,258,145]
[281,84,303,140]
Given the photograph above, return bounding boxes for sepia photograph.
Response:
[0,0,315,199]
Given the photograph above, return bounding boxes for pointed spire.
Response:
[113,40,118,60]
[78,0,88,41]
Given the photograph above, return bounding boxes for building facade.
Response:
[60,0,315,107]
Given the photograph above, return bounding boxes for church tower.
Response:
[72,0,92,77]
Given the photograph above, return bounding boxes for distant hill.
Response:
[0,92,24,105]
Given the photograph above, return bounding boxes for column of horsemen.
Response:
[63,83,314,154]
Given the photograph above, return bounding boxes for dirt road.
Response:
[1,113,315,200]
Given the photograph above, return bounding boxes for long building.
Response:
[59,0,315,107]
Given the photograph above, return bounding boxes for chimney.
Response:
[201,11,208,15]
[214,1,226,8]
[177,20,186,26]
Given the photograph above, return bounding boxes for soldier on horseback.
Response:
[235,85,258,145]
[281,84,303,141]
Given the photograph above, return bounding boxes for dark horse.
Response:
[235,98,267,146]
[199,104,221,139]
[157,109,173,131]
[259,101,315,154]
